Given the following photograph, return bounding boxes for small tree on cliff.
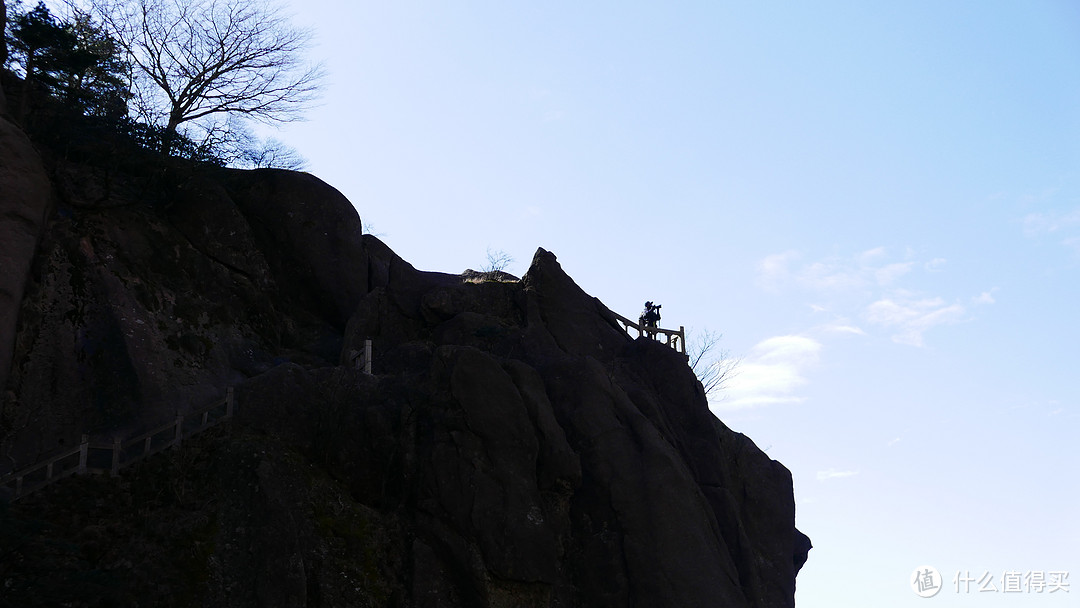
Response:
[5,1,128,119]
[84,0,323,154]
[688,328,739,398]
[54,10,129,118]
[482,248,514,274]
[6,2,71,103]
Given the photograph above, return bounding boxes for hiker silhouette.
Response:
[640,301,661,328]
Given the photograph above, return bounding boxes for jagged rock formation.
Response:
[0,60,809,607]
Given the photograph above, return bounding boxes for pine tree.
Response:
[6,2,128,119]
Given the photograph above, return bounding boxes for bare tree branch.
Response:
[482,248,514,274]
[82,0,324,152]
[687,328,740,398]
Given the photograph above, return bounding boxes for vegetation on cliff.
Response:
[3,0,314,167]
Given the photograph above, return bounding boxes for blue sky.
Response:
[260,1,1080,605]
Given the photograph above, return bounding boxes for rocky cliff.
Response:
[0,69,810,606]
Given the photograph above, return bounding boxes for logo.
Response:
[912,565,943,598]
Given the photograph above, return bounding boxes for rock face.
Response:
[0,161,364,463]
[0,78,809,607]
[0,109,52,396]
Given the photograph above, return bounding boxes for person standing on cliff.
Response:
[640,301,661,328]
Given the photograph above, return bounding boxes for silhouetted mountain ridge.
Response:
[0,65,809,607]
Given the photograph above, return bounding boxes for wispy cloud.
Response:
[756,247,990,347]
[1022,208,1080,236]
[864,294,967,346]
[798,247,913,292]
[925,258,947,272]
[817,469,859,481]
[1022,206,1080,255]
[714,335,821,410]
[823,323,866,336]
[757,246,918,296]
[874,262,915,286]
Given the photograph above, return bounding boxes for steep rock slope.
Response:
[0,93,51,396]
[1,162,364,461]
[0,80,809,607]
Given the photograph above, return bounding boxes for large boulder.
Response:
[223,169,366,330]
[0,164,369,471]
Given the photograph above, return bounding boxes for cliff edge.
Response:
[0,67,810,607]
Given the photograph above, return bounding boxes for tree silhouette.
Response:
[688,329,740,398]
[5,2,127,119]
[85,0,323,154]
[54,11,129,118]
[7,1,69,117]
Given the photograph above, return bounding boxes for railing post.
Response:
[364,339,372,374]
[78,434,89,474]
[15,475,22,498]
[225,386,235,418]
[679,326,686,354]
[174,415,184,448]
[110,437,121,477]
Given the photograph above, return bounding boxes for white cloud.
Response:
[1022,207,1080,236]
[1021,206,1080,255]
[858,246,887,262]
[756,247,991,347]
[924,258,947,271]
[887,437,902,447]
[824,323,866,335]
[874,262,914,285]
[817,469,859,481]
[799,260,864,291]
[756,247,918,293]
[864,295,967,346]
[714,335,821,411]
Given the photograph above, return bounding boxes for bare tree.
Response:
[82,0,323,153]
[482,248,514,274]
[361,222,386,237]
[183,117,307,169]
[688,328,740,398]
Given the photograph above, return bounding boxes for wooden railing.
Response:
[0,388,234,502]
[612,311,686,354]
